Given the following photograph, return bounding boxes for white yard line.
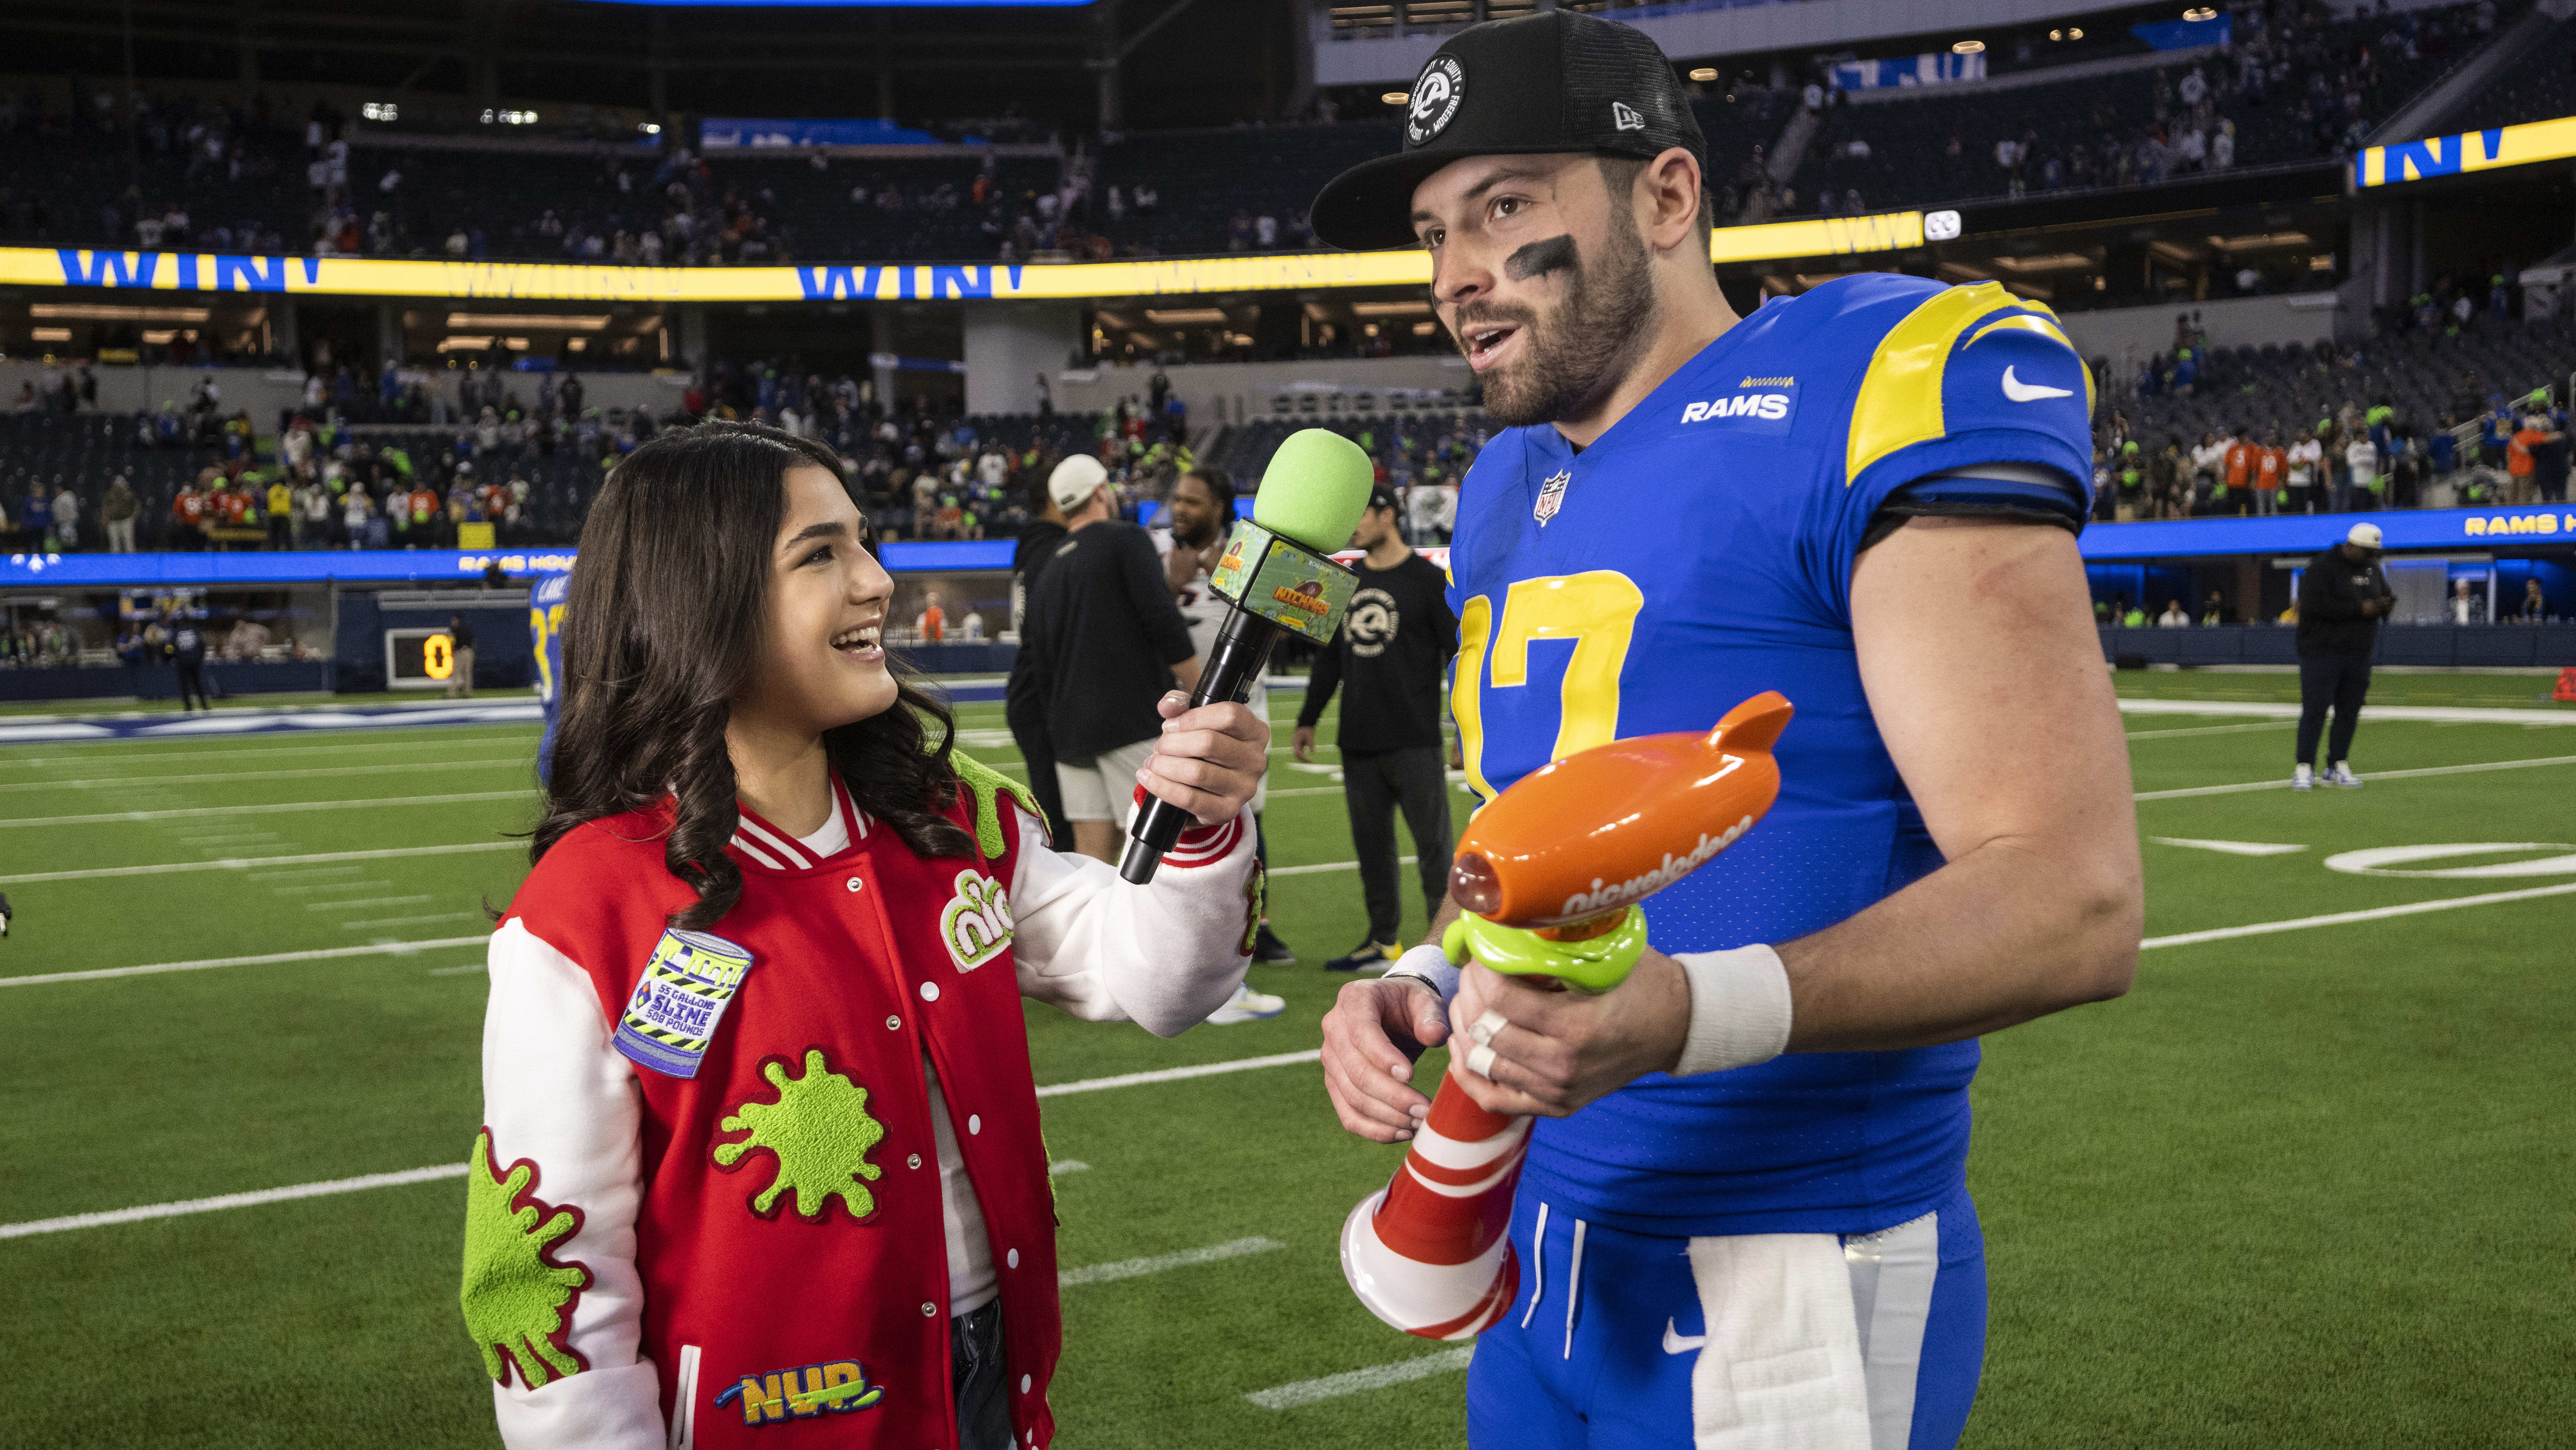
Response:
[2134,753,2576,801]
[0,791,532,830]
[2124,721,2298,741]
[0,759,530,793]
[0,1164,470,1240]
[0,936,491,987]
[308,896,432,912]
[0,732,535,769]
[2139,880,2576,951]
[1245,1347,1476,1410]
[1270,856,1413,878]
[2117,698,2575,725]
[1058,1236,1283,1289]
[0,840,521,885]
[1033,1050,1319,1098]
[341,912,487,930]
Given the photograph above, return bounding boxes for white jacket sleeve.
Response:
[475,919,666,1450]
[1009,808,1256,1036]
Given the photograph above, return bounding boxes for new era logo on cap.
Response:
[1612,101,1644,131]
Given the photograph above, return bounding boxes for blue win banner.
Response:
[1,540,1016,589]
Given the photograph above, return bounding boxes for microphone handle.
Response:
[1117,606,1283,885]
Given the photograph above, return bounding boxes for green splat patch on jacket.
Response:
[948,748,1042,859]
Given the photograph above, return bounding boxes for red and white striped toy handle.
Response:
[1338,1073,1530,1340]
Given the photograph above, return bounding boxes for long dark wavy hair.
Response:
[532,420,973,929]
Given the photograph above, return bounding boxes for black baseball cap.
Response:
[1368,483,1401,514]
[1311,10,1705,252]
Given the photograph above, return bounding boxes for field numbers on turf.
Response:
[1453,570,1644,802]
[2322,842,2576,879]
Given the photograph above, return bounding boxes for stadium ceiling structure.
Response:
[0,0,1227,126]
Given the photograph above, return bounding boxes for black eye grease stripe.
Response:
[1504,234,1578,281]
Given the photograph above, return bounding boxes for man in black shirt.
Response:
[1294,486,1460,972]
[169,618,210,713]
[444,612,477,699]
[1004,472,1072,844]
[2294,522,2394,789]
[1019,454,1204,864]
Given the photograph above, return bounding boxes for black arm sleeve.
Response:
[1859,463,2088,553]
[1299,630,1344,728]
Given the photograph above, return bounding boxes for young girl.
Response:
[463,423,1267,1450]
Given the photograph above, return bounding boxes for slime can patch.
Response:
[613,928,757,1079]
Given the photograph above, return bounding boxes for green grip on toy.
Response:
[1441,907,1649,995]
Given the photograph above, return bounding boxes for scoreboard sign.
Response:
[386,628,460,689]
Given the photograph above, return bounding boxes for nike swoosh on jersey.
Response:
[2000,366,2074,402]
[1662,1318,1708,1355]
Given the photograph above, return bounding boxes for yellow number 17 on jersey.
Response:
[1452,570,1645,803]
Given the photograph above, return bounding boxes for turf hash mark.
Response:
[1245,1347,1477,1410]
[1057,1235,1285,1288]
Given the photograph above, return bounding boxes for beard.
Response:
[1462,218,1660,428]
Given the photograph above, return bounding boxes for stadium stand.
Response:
[1793,0,2523,216]
[2437,13,2576,132]
[2103,309,2576,513]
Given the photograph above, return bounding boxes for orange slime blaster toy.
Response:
[1338,691,1793,1340]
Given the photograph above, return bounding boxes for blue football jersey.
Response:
[1445,275,2094,1238]
[531,570,571,784]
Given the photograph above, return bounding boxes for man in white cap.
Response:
[2293,522,2395,788]
[1019,451,1288,1025]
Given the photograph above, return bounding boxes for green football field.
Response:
[2,672,2571,1448]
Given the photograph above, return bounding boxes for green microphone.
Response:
[1120,429,1376,884]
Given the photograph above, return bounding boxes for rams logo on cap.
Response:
[1408,55,1467,146]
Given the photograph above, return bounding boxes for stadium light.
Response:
[1688,67,1719,82]
[1382,91,1410,105]
[1952,39,1985,54]
[445,312,612,330]
[641,123,662,135]
[2182,7,2217,20]
[361,102,398,121]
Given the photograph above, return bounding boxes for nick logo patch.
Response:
[939,869,1014,970]
[714,1360,884,1425]
[1534,469,1572,527]
[1681,377,1798,434]
[612,929,756,1080]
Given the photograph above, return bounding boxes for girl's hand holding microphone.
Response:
[1137,690,1268,826]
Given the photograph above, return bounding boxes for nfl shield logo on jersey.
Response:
[1534,470,1571,527]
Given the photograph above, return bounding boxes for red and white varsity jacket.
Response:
[465,770,1256,1450]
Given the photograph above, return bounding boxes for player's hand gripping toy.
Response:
[1337,691,1793,1339]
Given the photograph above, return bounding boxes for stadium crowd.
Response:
[2089,300,2574,521]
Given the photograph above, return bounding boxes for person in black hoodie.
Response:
[2294,522,2395,789]
[1003,468,1071,844]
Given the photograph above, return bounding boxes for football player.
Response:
[1311,14,2143,1448]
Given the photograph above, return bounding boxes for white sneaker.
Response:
[2291,764,2314,791]
[1204,981,1285,1025]
[2326,762,2364,788]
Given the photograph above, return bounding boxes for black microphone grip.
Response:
[1117,607,1284,885]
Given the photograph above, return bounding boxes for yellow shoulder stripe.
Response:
[1845,281,2084,485]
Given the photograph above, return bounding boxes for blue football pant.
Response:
[1466,1185,1985,1449]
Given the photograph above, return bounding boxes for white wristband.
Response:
[1381,943,1460,1007]
[1671,944,1793,1077]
